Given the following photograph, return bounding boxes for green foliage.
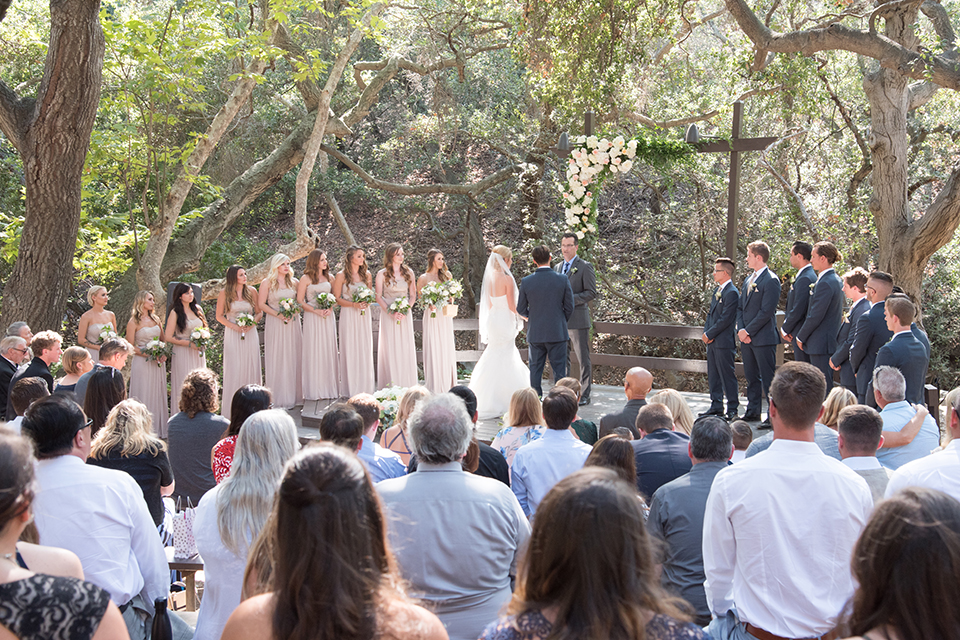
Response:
[190,231,275,281]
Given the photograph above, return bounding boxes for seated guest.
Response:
[168,368,230,503]
[83,366,126,437]
[318,403,365,451]
[612,426,635,440]
[555,377,598,444]
[0,335,29,418]
[873,366,940,469]
[649,388,695,435]
[0,429,128,640]
[584,434,637,486]
[840,487,960,640]
[73,337,133,406]
[193,410,299,640]
[5,321,33,343]
[6,377,49,435]
[481,467,709,640]
[512,387,592,518]
[5,330,61,420]
[55,345,94,393]
[647,416,732,626]
[448,385,510,485]
[381,385,430,465]
[729,420,752,464]
[821,386,856,430]
[222,445,446,640]
[212,384,272,483]
[745,412,842,460]
[490,388,546,468]
[837,405,892,504]
[347,393,406,482]
[87,399,174,527]
[377,393,530,640]
[599,366,653,439]
[885,386,960,502]
[22,395,177,639]
[632,403,692,500]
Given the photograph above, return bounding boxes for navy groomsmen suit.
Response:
[850,301,893,406]
[796,269,844,393]
[781,265,816,362]
[876,330,929,406]
[832,297,870,394]
[517,266,574,396]
[704,282,739,415]
[737,268,781,418]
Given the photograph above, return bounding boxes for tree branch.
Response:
[911,163,960,260]
[620,86,785,129]
[595,270,672,321]
[758,129,820,239]
[0,79,30,153]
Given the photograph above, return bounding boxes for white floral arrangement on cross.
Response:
[562,135,638,240]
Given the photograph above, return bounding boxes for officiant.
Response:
[557,233,597,406]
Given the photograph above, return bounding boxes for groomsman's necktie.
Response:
[563,261,571,275]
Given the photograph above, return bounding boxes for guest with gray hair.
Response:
[0,335,29,421]
[377,392,530,640]
[647,416,732,625]
[5,321,33,343]
[873,365,940,470]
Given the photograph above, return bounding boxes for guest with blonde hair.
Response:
[77,284,117,361]
[382,385,431,465]
[258,253,303,408]
[649,388,695,435]
[821,386,857,430]
[490,387,545,468]
[54,346,93,393]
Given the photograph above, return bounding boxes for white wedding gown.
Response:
[469,295,530,419]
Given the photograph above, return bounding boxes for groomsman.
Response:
[701,258,740,420]
[795,241,845,394]
[876,295,929,405]
[780,241,816,362]
[830,268,870,394]
[850,271,894,406]
[736,241,781,425]
[557,233,597,405]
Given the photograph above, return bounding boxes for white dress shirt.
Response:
[511,429,592,517]
[33,455,169,606]
[885,439,960,502]
[703,439,873,638]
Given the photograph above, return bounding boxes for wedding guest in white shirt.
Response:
[5,377,49,435]
[21,394,182,640]
[377,392,530,640]
[837,404,893,504]
[511,386,592,518]
[703,361,873,640]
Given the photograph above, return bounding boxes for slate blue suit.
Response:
[796,269,844,393]
[517,266,574,396]
[832,297,869,394]
[736,268,781,416]
[704,281,739,414]
[781,265,816,362]
[876,331,929,405]
[850,301,893,406]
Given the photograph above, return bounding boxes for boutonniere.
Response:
[749,282,757,292]
[842,311,850,323]
[809,287,815,296]
[715,290,722,301]
[570,267,578,275]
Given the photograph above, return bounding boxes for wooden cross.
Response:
[686,101,777,259]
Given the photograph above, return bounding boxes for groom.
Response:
[517,245,574,397]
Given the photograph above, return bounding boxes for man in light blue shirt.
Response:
[512,386,591,517]
[873,366,940,469]
[349,393,406,482]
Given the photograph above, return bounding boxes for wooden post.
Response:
[727,102,743,260]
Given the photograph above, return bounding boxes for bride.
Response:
[469,245,531,419]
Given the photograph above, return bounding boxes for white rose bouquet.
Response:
[235,312,255,339]
[97,326,118,344]
[420,282,445,318]
[388,296,411,324]
[442,279,464,301]
[190,326,212,351]
[278,298,301,323]
[143,338,171,367]
[316,292,336,319]
[352,285,376,316]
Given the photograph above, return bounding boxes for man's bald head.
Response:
[625,367,653,400]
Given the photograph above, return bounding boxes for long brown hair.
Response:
[303,250,330,284]
[224,265,257,309]
[425,249,449,283]
[172,282,207,333]
[844,487,960,640]
[270,444,411,640]
[509,467,691,638]
[585,435,637,486]
[0,429,35,531]
[381,243,413,288]
[343,246,370,286]
[505,388,544,427]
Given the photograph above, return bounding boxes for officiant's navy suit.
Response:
[518,266,574,396]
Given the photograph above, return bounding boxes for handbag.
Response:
[171,497,198,559]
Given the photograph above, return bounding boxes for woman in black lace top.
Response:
[480,467,709,640]
[0,429,127,640]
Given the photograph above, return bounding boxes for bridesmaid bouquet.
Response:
[316,292,337,319]
[97,326,118,344]
[235,313,255,339]
[420,282,445,318]
[278,298,301,324]
[374,385,405,430]
[352,286,376,316]
[190,326,212,351]
[143,338,171,367]
[442,279,464,317]
[388,296,411,324]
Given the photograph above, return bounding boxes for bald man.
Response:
[598,367,653,439]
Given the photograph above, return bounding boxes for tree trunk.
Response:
[0,0,104,331]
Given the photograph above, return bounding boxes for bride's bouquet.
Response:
[190,326,212,352]
[420,282,445,318]
[278,298,301,324]
[316,292,336,319]
[235,312,255,339]
[97,326,118,344]
[143,338,171,367]
[388,296,411,324]
[352,285,376,316]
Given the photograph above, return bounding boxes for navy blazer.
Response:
[832,297,869,367]
[737,268,781,346]
[632,429,693,499]
[850,301,893,377]
[796,269,844,355]
[704,282,739,350]
[517,267,574,344]
[0,357,18,422]
[781,265,816,337]
[876,332,929,405]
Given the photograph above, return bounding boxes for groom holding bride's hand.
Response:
[517,245,574,397]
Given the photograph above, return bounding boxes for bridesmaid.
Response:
[127,290,170,435]
[333,246,375,395]
[165,283,208,416]
[258,254,303,408]
[418,248,457,393]
[375,243,418,388]
[297,249,340,400]
[77,285,117,361]
[216,265,263,418]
